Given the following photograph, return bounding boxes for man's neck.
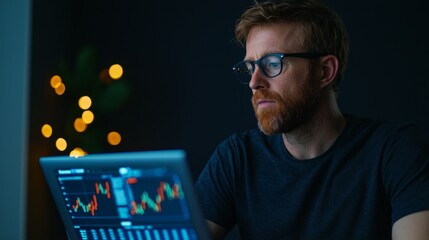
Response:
[282,94,346,160]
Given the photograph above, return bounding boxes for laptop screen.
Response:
[40,150,210,240]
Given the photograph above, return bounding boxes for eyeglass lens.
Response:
[234,54,283,84]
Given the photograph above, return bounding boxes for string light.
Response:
[41,124,53,138]
[78,96,92,110]
[107,131,121,145]
[43,59,127,154]
[109,64,123,80]
[74,118,87,132]
[56,138,67,151]
[70,148,87,158]
[82,110,94,124]
[50,75,62,88]
[54,83,66,95]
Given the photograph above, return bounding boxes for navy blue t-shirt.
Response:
[195,115,429,239]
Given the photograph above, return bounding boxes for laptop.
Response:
[40,149,211,240]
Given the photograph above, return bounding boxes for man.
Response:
[195,0,429,239]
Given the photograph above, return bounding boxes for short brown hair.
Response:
[235,0,349,96]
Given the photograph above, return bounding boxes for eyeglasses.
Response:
[232,52,328,84]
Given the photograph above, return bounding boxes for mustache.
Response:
[251,90,282,105]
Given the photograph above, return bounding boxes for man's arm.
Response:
[392,210,429,240]
[206,220,228,240]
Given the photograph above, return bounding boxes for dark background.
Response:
[26,0,429,239]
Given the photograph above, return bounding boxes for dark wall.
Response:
[68,0,257,174]
[27,0,429,239]
[333,0,429,133]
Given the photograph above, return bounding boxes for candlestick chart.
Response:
[54,165,198,240]
[60,178,117,217]
[127,177,187,218]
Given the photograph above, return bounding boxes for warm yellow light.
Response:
[69,148,87,158]
[78,96,92,110]
[50,75,62,89]
[56,138,67,151]
[74,118,87,132]
[55,82,66,95]
[82,110,94,124]
[41,124,53,138]
[109,64,123,80]
[107,131,121,145]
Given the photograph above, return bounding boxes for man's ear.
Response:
[319,55,339,88]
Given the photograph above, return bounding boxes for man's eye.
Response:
[266,62,281,69]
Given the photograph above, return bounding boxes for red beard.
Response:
[251,77,320,135]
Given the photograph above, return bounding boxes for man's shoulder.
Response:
[346,113,421,135]
[344,113,429,149]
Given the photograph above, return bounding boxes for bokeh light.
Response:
[41,124,53,138]
[109,64,123,80]
[78,96,92,110]
[50,75,62,88]
[44,57,129,154]
[82,110,94,124]
[56,138,67,151]
[74,118,87,132]
[69,147,87,158]
[54,83,66,95]
[107,131,121,145]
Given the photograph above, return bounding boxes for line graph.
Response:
[55,166,197,240]
[95,181,111,199]
[58,170,190,221]
[61,179,117,217]
[72,195,98,216]
[127,178,185,217]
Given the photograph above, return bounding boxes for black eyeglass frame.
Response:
[232,52,328,84]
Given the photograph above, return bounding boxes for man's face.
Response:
[245,22,321,135]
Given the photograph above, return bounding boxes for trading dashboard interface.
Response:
[57,166,197,240]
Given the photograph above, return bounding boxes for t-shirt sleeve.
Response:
[382,124,429,224]
[195,136,240,230]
